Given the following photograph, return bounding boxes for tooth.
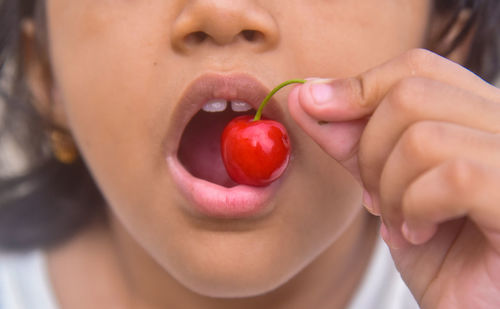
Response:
[202,99,227,112]
[230,100,252,112]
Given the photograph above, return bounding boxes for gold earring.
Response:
[49,129,78,164]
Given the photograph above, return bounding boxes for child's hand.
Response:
[288,48,500,308]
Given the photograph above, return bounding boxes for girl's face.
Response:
[44,0,430,297]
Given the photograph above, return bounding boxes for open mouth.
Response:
[177,100,255,188]
[165,73,286,218]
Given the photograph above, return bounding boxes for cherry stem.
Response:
[253,79,306,121]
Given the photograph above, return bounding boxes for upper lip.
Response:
[164,73,285,156]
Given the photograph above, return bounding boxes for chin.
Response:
[156,232,311,298]
[170,257,297,298]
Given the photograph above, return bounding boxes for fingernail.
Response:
[308,77,334,83]
[310,83,335,105]
[367,193,382,216]
[401,221,415,243]
[401,221,437,245]
[380,220,409,249]
[362,190,375,214]
[380,221,391,245]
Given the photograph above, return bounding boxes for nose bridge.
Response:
[171,0,279,52]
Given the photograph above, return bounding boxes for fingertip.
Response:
[381,222,410,249]
[287,84,301,108]
[287,84,322,135]
[297,79,367,122]
[290,78,338,119]
[380,220,390,243]
[401,222,414,243]
[297,81,330,119]
[287,84,306,123]
[362,190,377,215]
[401,221,437,245]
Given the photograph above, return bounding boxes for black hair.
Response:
[0,0,106,250]
[432,0,500,81]
[0,0,499,251]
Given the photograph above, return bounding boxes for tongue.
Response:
[178,109,242,187]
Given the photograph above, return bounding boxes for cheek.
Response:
[46,5,200,269]
[283,0,431,77]
[47,1,180,203]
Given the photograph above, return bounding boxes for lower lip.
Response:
[166,156,280,219]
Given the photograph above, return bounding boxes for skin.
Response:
[290,50,500,307]
[22,0,500,308]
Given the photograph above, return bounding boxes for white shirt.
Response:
[0,250,58,309]
[0,237,418,309]
[346,238,419,309]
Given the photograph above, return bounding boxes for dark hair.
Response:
[0,0,106,250]
[0,0,499,251]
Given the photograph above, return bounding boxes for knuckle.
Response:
[444,159,478,192]
[353,75,369,106]
[386,77,425,114]
[403,48,435,75]
[399,121,438,159]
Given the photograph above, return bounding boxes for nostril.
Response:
[184,31,208,45]
[241,30,263,43]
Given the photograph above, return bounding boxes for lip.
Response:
[165,73,286,219]
[167,156,281,218]
[164,73,285,157]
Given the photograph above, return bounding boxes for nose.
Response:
[171,0,279,53]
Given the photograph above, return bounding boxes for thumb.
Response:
[297,78,373,121]
[287,81,368,183]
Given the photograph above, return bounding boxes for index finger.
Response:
[297,48,499,122]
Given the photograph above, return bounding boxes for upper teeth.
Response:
[230,100,252,112]
[202,100,252,112]
[202,99,227,112]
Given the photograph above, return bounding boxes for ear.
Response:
[21,19,69,129]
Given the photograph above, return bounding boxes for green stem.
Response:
[253,79,306,121]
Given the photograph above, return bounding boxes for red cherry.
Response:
[220,79,304,186]
[221,115,291,186]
